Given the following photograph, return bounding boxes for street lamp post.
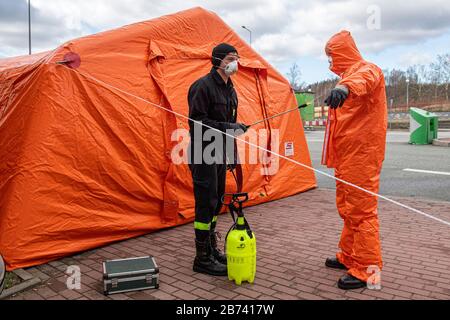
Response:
[241,26,252,46]
[28,0,31,55]
[406,78,410,110]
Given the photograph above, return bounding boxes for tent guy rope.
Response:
[57,63,450,228]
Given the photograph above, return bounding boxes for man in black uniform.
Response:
[188,43,247,276]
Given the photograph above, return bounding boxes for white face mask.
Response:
[214,57,239,76]
[224,60,238,76]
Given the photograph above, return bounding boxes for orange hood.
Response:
[325,30,363,76]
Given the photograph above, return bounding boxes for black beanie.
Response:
[212,43,238,69]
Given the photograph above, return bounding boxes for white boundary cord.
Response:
[59,64,450,227]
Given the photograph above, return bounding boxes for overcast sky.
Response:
[1,0,450,83]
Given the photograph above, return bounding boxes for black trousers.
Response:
[189,162,226,240]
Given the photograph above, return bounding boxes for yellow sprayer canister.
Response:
[226,214,256,285]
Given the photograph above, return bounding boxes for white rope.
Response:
[58,64,450,227]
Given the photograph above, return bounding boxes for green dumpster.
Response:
[409,107,439,145]
[295,91,315,121]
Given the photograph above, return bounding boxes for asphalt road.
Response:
[304,129,450,202]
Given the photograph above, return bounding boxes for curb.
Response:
[0,269,42,300]
[433,139,450,147]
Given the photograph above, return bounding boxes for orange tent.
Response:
[0,7,316,270]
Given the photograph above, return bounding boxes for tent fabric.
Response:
[0,7,316,271]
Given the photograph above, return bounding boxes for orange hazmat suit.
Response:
[322,30,387,282]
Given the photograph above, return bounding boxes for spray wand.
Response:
[246,102,312,128]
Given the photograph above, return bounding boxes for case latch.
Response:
[145,274,153,284]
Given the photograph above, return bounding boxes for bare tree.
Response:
[416,64,428,102]
[429,60,442,100]
[286,63,305,91]
[407,66,419,102]
[407,66,419,84]
[437,54,450,101]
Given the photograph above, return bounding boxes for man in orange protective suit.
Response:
[321,30,387,290]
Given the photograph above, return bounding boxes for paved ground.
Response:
[6,188,450,300]
[305,130,450,201]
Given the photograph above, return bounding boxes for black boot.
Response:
[338,274,366,290]
[193,239,227,276]
[325,257,347,270]
[210,231,227,265]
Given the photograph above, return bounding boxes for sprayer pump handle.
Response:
[232,193,249,204]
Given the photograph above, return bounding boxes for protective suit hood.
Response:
[325,30,363,76]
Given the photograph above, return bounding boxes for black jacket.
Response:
[188,68,239,164]
[188,67,238,132]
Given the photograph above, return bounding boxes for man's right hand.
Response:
[324,85,349,109]
[228,123,248,136]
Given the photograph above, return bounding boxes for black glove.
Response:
[227,123,248,136]
[324,85,349,109]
